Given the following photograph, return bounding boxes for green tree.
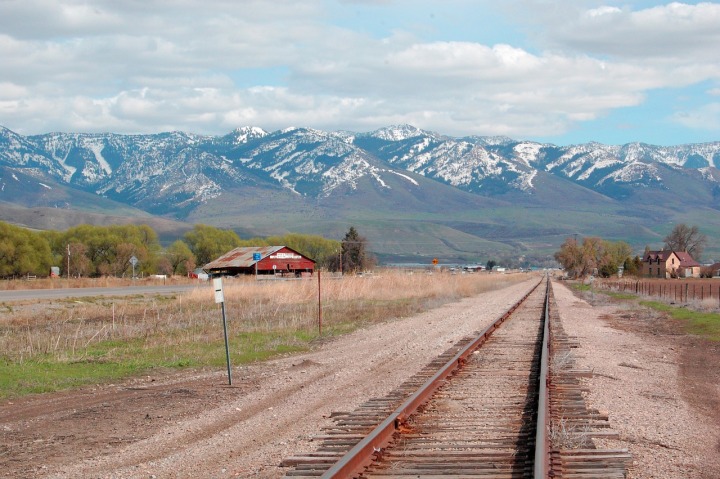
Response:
[556,236,636,278]
[108,225,160,275]
[486,260,497,271]
[54,224,160,277]
[0,221,53,277]
[165,240,196,275]
[112,242,143,277]
[340,226,374,274]
[183,224,242,266]
[598,240,633,278]
[555,236,601,278]
[66,242,92,278]
[623,256,642,276]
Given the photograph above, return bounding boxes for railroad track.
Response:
[283,278,631,478]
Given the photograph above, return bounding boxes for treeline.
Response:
[554,224,709,279]
[554,236,641,278]
[0,221,346,279]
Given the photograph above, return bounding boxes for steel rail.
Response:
[534,276,551,478]
[319,277,545,479]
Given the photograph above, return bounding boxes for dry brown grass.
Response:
[549,418,594,450]
[0,271,531,364]
[0,275,196,291]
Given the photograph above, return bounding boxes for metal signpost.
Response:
[253,252,261,278]
[214,278,232,385]
[130,255,138,279]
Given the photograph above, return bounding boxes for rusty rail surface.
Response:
[282,278,542,477]
[534,279,551,478]
[282,278,631,478]
[320,278,543,478]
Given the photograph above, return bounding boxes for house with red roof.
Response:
[642,250,701,278]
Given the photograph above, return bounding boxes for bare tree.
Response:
[663,224,706,260]
[554,236,603,278]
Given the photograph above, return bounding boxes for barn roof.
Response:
[203,246,314,271]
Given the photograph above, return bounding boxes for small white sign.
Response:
[213,277,224,303]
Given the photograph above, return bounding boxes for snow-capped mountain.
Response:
[2,124,720,212]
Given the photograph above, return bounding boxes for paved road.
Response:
[0,283,209,301]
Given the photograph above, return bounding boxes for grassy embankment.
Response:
[576,281,720,341]
[0,271,532,399]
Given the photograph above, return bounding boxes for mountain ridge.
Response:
[1,124,719,264]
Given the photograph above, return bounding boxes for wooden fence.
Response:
[598,278,720,305]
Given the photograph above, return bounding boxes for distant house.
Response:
[462,264,485,272]
[188,268,209,281]
[203,246,315,277]
[642,250,701,278]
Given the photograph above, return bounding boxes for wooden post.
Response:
[317,270,322,336]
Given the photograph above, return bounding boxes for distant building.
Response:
[462,264,484,272]
[188,268,209,281]
[203,246,315,277]
[642,250,701,278]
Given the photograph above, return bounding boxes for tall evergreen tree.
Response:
[341,226,374,274]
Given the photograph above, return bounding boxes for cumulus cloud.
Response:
[550,2,720,61]
[0,0,718,143]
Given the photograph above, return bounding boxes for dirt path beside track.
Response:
[1,278,718,478]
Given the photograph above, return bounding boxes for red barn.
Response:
[203,246,315,277]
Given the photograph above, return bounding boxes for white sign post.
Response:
[213,278,232,385]
[130,255,138,280]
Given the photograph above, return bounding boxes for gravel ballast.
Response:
[2,277,718,478]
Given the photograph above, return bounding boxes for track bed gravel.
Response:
[552,282,720,479]
[1,278,718,478]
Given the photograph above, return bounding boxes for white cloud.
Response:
[552,2,720,61]
[672,103,720,130]
[0,0,719,143]
[584,6,623,18]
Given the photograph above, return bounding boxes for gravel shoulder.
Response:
[552,281,720,479]
[1,277,718,479]
[2,278,537,478]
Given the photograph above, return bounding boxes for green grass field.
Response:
[639,300,720,341]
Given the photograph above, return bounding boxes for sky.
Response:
[1,0,719,146]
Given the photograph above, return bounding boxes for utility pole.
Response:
[67,244,70,280]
